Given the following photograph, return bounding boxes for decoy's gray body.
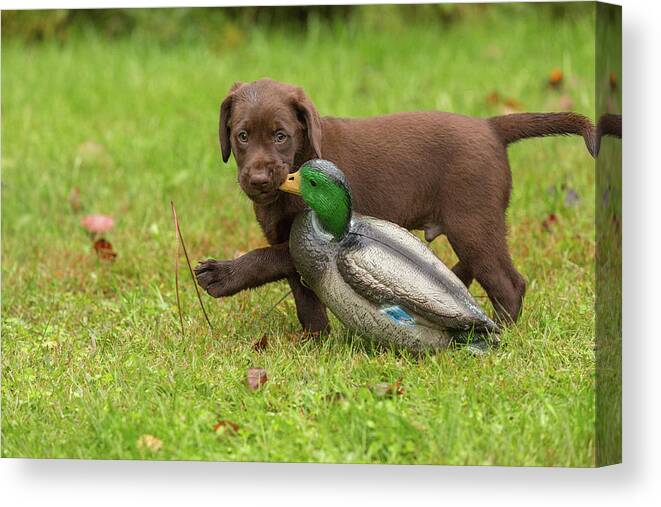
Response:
[282,159,498,353]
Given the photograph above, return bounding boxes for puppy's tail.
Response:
[488,112,596,158]
[594,113,622,156]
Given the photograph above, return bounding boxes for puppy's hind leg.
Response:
[424,223,474,289]
[451,261,474,289]
[287,276,330,336]
[446,217,525,325]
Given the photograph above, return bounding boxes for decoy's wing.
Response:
[337,216,497,332]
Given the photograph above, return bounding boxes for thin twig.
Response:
[171,201,214,333]
[40,314,55,341]
[171,202,185,336]
[259,289,293,321]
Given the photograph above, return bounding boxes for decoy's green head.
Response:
[279,159,352,240]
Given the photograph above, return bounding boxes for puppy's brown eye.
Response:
[274,131,288,144]
[237,131,248,143]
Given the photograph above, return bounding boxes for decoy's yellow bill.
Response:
[279,171,302,195]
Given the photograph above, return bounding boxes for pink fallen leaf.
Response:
[246,367,268,390]
[81,214,114,234]
[558,94,574,111]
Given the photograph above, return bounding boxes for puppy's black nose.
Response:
[249,173,271,191]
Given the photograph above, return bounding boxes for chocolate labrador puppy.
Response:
[195,78,594,333]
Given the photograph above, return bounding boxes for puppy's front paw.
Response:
[194,259,236,298]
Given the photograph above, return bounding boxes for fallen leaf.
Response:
[373,379,405,398]
[81,214,114,234]
[542,213,559,232]
[247,367,268,390]
[68,187,82,213]
[486,90,501,106]
[612,214,620,229]
[137,434,162,452]
[558,94,574,111]
[502,97,523,112]
[549,68,564,88]
[253,334,268,352]
[213,419,240,433]
[93,238,117,262]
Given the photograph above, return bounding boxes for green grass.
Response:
[2,8,597,465]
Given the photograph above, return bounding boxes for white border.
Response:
[2,1,660,506]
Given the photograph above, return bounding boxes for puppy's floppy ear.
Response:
[219,81,244,163]
[291,88,322,158]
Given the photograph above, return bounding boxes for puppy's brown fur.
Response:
[196,78,594,332]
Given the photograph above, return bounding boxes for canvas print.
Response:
[1,2,622,466]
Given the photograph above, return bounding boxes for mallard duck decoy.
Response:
[280,159,499,353]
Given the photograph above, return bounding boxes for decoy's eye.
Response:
[310,180,317,187]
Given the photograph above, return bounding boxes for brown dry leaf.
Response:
[253,334,268,352]
[137,434,163,452]
[213,419,240,433]
[542,213,559,232]
[68,187,82,213]
[610,72,618,92]
[549,68,564,88]
[93,238,117,262]
[502,97,523,112]
[486,90,501,106]
[612,214,620,229]
[373,379,405,398]
[246,367,268,390]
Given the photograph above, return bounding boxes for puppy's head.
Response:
[219,78,322,204]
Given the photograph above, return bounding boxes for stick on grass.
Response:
[171,201,214,333]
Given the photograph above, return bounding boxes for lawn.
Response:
[1,7,597,465]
